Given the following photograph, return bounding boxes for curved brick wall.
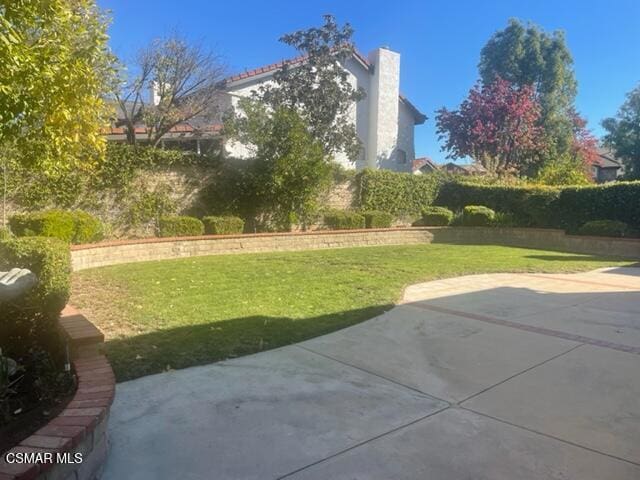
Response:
[0,306,115,480]
[70,227,640,271]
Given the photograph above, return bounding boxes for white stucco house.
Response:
[105,47,426,172]
[221,47,426,171]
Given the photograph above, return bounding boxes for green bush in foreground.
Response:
[9,210,103,244]
[361,210,393,228]
[202,216,245,235]
[421,206,454,226]
[577,220,630,238]
[324,210,366,230]
[158,216,204,237]
[0,227,12,240]
[462,205,496,226]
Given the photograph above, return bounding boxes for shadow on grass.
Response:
[106,304,393,382]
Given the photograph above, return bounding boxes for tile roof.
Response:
[102,124,222,135]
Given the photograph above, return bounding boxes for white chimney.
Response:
[366,47,400,168]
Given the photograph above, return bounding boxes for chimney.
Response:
[366,47,400,168]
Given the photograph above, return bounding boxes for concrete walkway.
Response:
[102,267,640,480]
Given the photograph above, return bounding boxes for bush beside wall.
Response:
[421,206,454,226]
[462,206,496,226]
[577,220,631,238]
[324,210,366,230]
[202,216,245,235]
[9,210,103,244]
[158,216,205,237]
[361,210,393,228]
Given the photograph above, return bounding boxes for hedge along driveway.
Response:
[70,244,634,382]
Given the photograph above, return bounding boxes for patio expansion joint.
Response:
[405,303,640,355]
[294,344,451,405]
[459,406,640,468]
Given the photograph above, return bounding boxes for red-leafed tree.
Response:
[436,77,545,175]
[569,109,599,168]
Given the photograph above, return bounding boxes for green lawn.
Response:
[71,244,635,381]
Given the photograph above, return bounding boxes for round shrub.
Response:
[462,205,496,226]
[71,210,104,243]
[0,227,12,240]
[158,216,204,237]
[324,210,366,230]
[361,210,393,229]
[421,206,454,226]
[8,210,103,244]
[577,220,630,238]
[202,216,245,235]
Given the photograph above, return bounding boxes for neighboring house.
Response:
[592,147,624,183]
[441,162,487,176]
[105,47,426,172]
[412,156,439,174]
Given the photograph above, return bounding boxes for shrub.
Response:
[0,237,70,317]
[492,212,518,227]
[8,210,103,244]
[421,206,454,226]
[358,169,447,217]
[361,210,393,228]
[158,216,204,237]
[0,227,12,240]
[324,210,366,230]
[462,206,496,226]
[202,216,245,235]
[577,220,630,238]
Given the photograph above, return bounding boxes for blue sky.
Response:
[100,0,640,163]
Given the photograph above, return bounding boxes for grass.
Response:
[71,244,634,381]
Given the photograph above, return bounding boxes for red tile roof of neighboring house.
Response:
[412,156,439,172]
[102,124,222,136]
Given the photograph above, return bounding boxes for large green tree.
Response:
[479,19,578,159]
[602,83,640,179]
[0,0,114,173]
[256,14,365,161]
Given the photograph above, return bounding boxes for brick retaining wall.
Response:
[69,227,640,272]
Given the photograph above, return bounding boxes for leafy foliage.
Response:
[462,206,496,226]
[0,0,115,174]
[436,77,544,175]
[357,169,446,218]
[577,220,631,238]
[323,210,365,230]
[158,216,204,237]
[225,99,332,231]
[602,83,640,179]
[479,19,577,159]
[421,206,454,226]
[256,14,365,160]
[9,210,103,244]
[202,216,245,235]
[360,210,393,228]
[124,185,177,234]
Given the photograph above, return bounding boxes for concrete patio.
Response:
[102,267,640,479]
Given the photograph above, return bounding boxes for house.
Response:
[592,147,624,183]
[105,47,426,172]
[441,162,487,176]
[412,156,440,174]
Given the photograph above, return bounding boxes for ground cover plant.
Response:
[71,244,633,381]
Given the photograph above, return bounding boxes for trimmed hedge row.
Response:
[9,210,103,244]
[202,216,245,235]
[577,220,630,238]
[324,210,366,230]
[421,206,454,226]
[462,206,495,226]
[158,216,205,237]
[358,169,445,217]
[435,181,640,230]
[361,210,393,228]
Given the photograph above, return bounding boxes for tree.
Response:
[115,33,226,146]
[225,98,331,231]
[603,84,640,179]
[256,14,365,160]
[479,19,577,157]
[0,0,115,173]
[436,77,544,175]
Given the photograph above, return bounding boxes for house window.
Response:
[396,149,407,164]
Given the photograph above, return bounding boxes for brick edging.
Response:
[0,307,114,480]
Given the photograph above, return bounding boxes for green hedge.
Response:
[462,206,495,226]
[0,237,71,319]
[577,220,630,238]
[361,210,393,228]
[436,181,640,230]
[158,216,205,237]
[324,210,366,230]
[358,169,445,217]
[9,210,103,244]
[421,206,454,226]
[202,216,245,235]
